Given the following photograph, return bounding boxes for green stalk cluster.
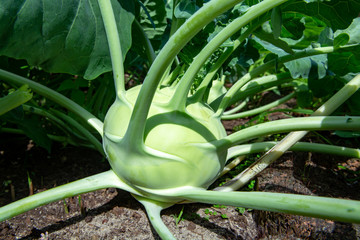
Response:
[1,1,360,240]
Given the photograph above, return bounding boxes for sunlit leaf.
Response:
[0,0,135,80]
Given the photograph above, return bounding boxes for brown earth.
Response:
[1,93,360,239]
[1,134,359,239]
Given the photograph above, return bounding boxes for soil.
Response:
[1,95,360,239]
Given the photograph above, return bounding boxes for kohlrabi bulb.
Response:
[103,85,227,191]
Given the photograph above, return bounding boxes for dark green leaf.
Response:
[307,60,320,94]
[334,131,360,138]
[139,0,167,39]
[57,80,77,92]
[335,17,360,45]
[18,115,52,153]
[308,65,341,98]
[282,0,360,31]
[254,37,327,78]
[328,45,360,76]
[296,87,313,108]
[347,90,360,115]
[280,16,327,48]
[1,107,51,152]
[334,33,350,50]
[281,13,305,40]
[271,7,282,39]
[70,90,86,106]
[0,0,135,80]
[174,0,198,19]
[254,29,294,54]
[137,0,156,29]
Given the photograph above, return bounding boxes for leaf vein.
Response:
[65,0,82,47]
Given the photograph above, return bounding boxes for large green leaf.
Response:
[282,0,360,31]
[327,18,360,76]
[335,17,360,45]
[254,36,327,79]
[255,0,360,79]
[0,0,134,80]
[328,45,360,76]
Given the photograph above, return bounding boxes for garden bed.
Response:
[1,133,359,239]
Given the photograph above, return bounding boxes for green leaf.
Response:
[282,0,360,31]
[296,83,313,108]
[347,90,360,115]
[254,37,327,79]
[254,28,294,54]
[280,15,327,48]
[334,131,360,138]
[1,107,51,152]
[328,45,360,76]
[139,0,167,39]
[333,33,350,50]
[57,79,77,92]
[335,17,360,45]
[281,13,305,40]
[174,0,198,19]
[0,0,135,80]
[0,85,32,116]
[327,17,360,76]
[271,6,282,39]
[18,115,52,153]
[308,63,341,98]
[318,27,334,46]
[70,89,86,106]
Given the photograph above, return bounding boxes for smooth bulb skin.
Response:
[103,85,227,190]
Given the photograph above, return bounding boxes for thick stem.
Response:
[216,74,360,191]
[123,0,242,147]
[0,69,104,136]
[22,105,84,140]
[223,98,249,115]
[175,190,360,223]
[214,116,360,151]
[220,140,360,177]
[219,155,246,177]
[92,77,111,117]
[195,23,262,99]
[215,45,357,116]
[225,72,293,111]
[191,47,234,103]
[134,195,175,240]
[170,0,288,110]
[0,128,95,148]
[221,92,295,120]
[98,0,126,100]
[0,170,137,221]
[51,109,105,155]
[226,141,360,160]
[215,73,292,116]
[0,85,32,115]
[160,64,185,87]
[169,0,185,37]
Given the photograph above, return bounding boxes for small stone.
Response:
[84,216,93,223]
[187,222,196,231]
[113,206,124,216]
[132,212,141,219]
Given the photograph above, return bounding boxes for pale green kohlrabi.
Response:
[103,85,227,192]
[2,0,360,239]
